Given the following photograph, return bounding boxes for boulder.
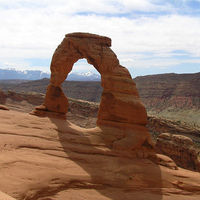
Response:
[155,133,200,171]
[0,104,9,110]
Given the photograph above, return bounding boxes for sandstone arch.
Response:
[34,32,155,153]
[45,32,147,124]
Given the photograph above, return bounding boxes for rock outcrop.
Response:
[0,88,6,104]
[0,88,9,110]
[0,104,9,110]
[1,110,200,200]
[32,32,154,155]
[147,115,200,138]
[155,133,200,172]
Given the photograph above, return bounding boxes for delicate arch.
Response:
[49,32,119,85]
[32,32,156,152]
[43,32,148,126]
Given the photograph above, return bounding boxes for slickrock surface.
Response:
[1,32,200,199]
[0,110,200,199]
[155,133,200,172]
[0,191,16,200]
[33,32,153,152]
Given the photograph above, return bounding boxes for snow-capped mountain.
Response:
[67,72,100,81]
[0,68,50,80]
[0,68,101,81]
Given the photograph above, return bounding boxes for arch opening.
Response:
[61,58,102,128]
[66,58,100,81]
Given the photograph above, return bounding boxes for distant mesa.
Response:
[31,32,156,160]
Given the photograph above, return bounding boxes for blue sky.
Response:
[0,0,200,78]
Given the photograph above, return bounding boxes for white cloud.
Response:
[123,58,200,69]
[0,0,200,75]
[111,14,200,56]
[117,0,173,12]
[0,0,188,17]
[4,62,15,66]
[121,59,134,62]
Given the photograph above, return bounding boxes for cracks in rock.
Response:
[25,180,111,200]
[100,45,104,69]
[17,145,57,151]
[69,39,84,60]
[76,47,84,59]
[0,132,56,142]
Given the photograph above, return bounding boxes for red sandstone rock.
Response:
[157,154,178,170]
[33,32,153,154]
[44,84,68,114]
[1,110,200,200]
[0,104,9,110]
[155,133,200,172]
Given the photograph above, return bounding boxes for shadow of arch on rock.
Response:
[47,116,163,200]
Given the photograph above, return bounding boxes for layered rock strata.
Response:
[32,32,154,157]
[2,110,200,199]
[155,133,200,172]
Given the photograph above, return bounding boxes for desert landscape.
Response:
[0,33,200,200]
[1,72,199,125]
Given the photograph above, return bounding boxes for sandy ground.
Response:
[0,109,200,200]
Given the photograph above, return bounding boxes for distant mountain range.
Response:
[67,71,101,81]
[0,71,199,125]
[0,68,101,81]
